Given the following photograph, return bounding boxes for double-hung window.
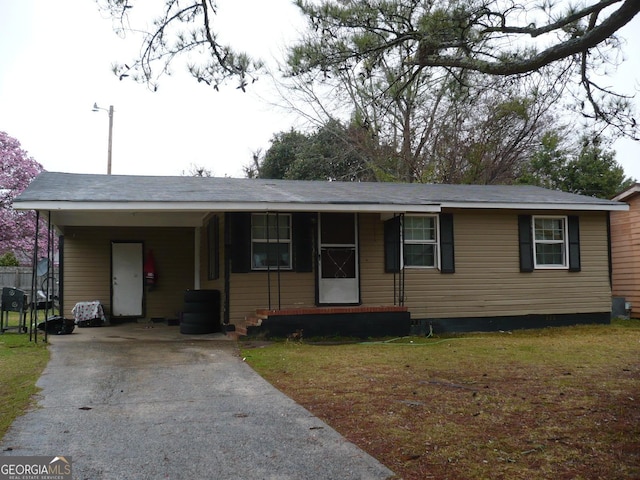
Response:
[533,216,568,268]
[403,215,438,268]
[251,213,292,270]
[385,213,454,273]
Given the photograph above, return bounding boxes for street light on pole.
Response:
[92,103,114,175]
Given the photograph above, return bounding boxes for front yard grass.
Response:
[240,320,640,480]
[0,312,49,440]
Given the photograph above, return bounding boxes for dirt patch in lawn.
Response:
[241,321,640,480]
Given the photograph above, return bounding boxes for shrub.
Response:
[0,252,20,266]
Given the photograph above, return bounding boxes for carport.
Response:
[14,174,217,327]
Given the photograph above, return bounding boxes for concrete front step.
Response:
[224,313,262,340]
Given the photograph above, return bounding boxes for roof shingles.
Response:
[15,171,624,209]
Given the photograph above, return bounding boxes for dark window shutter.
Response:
[292,213,314,273]
[439,213,455,273]
[568,215,581,272]
[518,215,534,273]
[384,216,401,273]
[208,216,220,280]
[227,213,251,273]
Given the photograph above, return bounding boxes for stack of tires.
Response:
[180,289,221,334]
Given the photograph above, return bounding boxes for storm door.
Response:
[318,213,359,304]
[111,242,144,317]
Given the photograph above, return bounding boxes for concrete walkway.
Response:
[1,323,396,479]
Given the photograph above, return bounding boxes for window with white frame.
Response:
[251,213,292,270]
[533,216,567,268]
[403,215,438,268]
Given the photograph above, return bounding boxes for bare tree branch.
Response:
[415,0,639,76]
[98,0,262,91]
[289,0,639,139]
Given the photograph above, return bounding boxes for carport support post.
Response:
[29,211,39,342]
[194,227,201,289]
[43,211,54,343]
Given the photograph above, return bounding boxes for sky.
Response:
[0,1,639,180]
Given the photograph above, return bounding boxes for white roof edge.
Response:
[441,201,628,211]
[13,200,627,212]
[612,184,640,202]
[12,201,443,213]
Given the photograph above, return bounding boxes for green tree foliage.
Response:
[518,132,569,190]
[248,121,375,181]
[519,132,634,198]
[563,140,634,198]
[254,130,309,179]
[0,252,19,267]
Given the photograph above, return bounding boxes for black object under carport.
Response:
[180,289,221,334]
[37,316,75,335]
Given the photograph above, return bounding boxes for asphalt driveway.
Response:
[1,323,395,479]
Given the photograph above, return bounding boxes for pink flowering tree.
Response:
[0,131,52,265]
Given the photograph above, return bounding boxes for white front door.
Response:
[112,242,143,317]
[318,213,359,304]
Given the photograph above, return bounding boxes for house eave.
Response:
[612,183,640,202]
[14,199,627,213]
[13,201,443,214]
[441,201,628,212]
